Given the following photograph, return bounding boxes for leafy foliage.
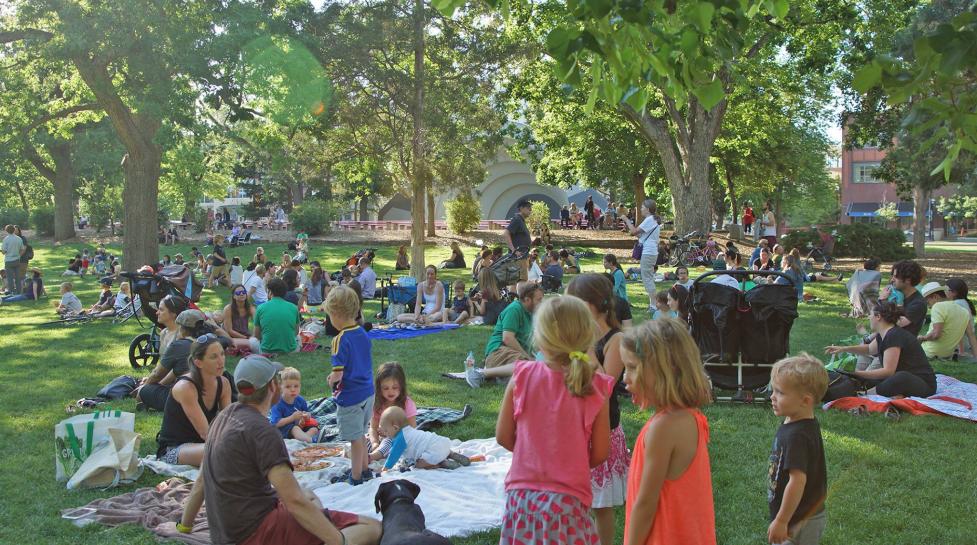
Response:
[0,208,30,228]
[445,193,482,234]
[30,205,56,237]
[290,199,334,236]
[834,223,914,261]
[779,228,823,254]
[527,201,551,233]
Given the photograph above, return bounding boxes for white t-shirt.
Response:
[243,270,267,304]
[229,265,244,286]
[761,211,777,237]
[528,261,543,282]
[113,292,131,310]
[637,216,660,256]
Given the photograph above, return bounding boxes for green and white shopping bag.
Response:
[55,410,135,482]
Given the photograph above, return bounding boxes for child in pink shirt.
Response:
[496,295,614,545]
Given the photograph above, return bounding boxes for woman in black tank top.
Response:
[156,335,231,467]
[566,274,630,545]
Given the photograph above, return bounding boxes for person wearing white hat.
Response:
[179,355,381,545]
[918,282,972,360]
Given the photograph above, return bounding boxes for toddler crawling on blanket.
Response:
[376,406,471,470]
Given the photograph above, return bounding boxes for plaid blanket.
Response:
[307,398,473,442]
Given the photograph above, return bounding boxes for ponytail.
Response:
[532,297,597,398]
[565,350,595,397]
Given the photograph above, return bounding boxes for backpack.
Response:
[22,243,33,261]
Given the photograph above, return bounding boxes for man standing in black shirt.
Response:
[208,234,230,288]
[504,200,533,286]
[768,354,829,545]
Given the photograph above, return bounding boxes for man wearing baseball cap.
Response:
[918,282,973,360]
[179,355,380,545]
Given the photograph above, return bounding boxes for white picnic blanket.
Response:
[824,374,977,422]
[141,437,510,538]
[314,438,509,537]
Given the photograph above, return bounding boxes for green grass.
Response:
[2,241,976,545]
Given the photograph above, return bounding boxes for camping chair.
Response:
[240,231,253,245]
[847,269,882,318]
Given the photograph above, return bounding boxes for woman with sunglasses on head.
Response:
[223,284,257,351]
[155,334,232,467]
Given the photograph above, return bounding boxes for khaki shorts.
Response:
[336,395,374,441]
[518,258,529,282]
[485,345,531,369]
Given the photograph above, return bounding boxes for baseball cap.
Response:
[234,355,284,395]
[175,308,207,327]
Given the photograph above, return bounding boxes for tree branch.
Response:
[619,103,685,184]
[23,103,100,134]
[0,29,54,44]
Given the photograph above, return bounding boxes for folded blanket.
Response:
[62,478,210,545]
[314,438,510,538]
[824,374,977,421]
[367,323,460,341]
[307,399,472,443]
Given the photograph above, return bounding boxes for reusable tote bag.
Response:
[55,410,135,482]
[67,428,143,490]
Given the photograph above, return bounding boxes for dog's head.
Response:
[374,479,421,514]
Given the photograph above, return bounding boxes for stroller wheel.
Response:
[822,262,832,271]
[129,333,160,369]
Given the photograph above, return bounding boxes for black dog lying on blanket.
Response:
[374,480,453,545]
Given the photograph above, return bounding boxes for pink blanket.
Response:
[62,478,211,544]
[824,374,977,421]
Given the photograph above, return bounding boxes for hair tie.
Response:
[569,351,590,363]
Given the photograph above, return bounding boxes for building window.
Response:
[852,162,883,184]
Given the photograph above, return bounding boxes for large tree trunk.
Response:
[409,0,427,278]
[632,170,647,220]
[622,97,726,236]
[73,57,161,270]
[49,142,77,241]
[359,197,369,221]
[913,186,929,258]
[426,185,436,237]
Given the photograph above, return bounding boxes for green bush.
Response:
[193,207,210,234]
[31,205,56,237]
[445,193,482,234]
[834,223,913,261]
[527,201,551,232]
[290,200,334,236]
[0,207,29,229]
[779,229,823,254]
[239,202,269,221]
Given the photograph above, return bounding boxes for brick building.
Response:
[839,125,953,231]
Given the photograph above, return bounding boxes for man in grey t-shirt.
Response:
[2,225,25,294]
[180,355,380,545]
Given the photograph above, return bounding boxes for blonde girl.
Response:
[496,296,613,545]
[620,319,715,545]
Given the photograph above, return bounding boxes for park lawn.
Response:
[1,241,975,545]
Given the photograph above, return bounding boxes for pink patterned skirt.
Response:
[500,489,600,545]
[590,425,631,509]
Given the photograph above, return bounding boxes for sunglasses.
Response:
[195,333,218,344]
[233,289,247,296]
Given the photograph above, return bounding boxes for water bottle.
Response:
[465,351,475,372]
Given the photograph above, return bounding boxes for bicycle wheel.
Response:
[677,251,691,267]
[129,333,160,369]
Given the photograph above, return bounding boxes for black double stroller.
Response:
[123,265,203,369]
[690,270,799,401]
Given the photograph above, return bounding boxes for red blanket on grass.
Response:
[824,374,977,421]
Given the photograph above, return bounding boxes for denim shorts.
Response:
[336,395,374,441]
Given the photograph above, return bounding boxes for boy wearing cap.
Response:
[325,286,375,485]
[179,355,381,545]
[918,282,973,359]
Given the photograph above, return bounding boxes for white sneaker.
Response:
[465,367,484,389]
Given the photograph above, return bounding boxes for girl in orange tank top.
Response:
[619,318,717,545]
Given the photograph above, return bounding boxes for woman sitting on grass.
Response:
[0,268,44,304]
[396,265,444,325]
[155,334,231,466]
[825,300,937,398]
[473,267,506,326]
[396,245,410,271]
[440,241,467,269]
[222,284,256,352]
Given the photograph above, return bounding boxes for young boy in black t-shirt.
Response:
[768,354,830,545]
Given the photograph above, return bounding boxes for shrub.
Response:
[779,229,822,254]
[445,193,482,234]
[527,201,551,232]
[193,207,210,233]
[0,207,29,229]
[239,202,269,221]
[290,199,334,236]
[31,205,56,237]
[834,223,913,261]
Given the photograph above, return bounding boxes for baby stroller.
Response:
[469,247,528,299]
[690,270,798,402]
[122,265,203,369]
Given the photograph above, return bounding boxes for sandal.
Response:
[884,406,902,421]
